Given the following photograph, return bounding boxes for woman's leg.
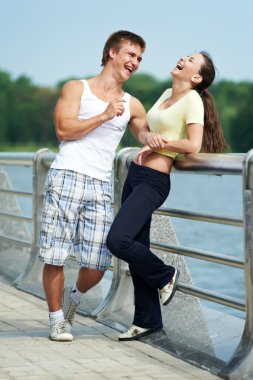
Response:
[107,183,174,289]
[107,163,175,329]
[130,265,162,328]
[118,168,163,328]
[129,216,163,329]
[107,164,174,290]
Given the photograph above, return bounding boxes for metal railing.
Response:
[118,149,246,312]
[100,147,252,380]
[0,148,252,379]
[0,153,33,249]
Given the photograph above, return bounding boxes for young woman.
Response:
[106,51,227,341]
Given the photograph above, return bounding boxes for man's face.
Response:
[110,41,143,80]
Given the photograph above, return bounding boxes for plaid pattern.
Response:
[39,169,112,270]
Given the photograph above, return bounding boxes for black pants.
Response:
[107,161,175,329]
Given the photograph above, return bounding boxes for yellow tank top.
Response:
[147,89,204,159]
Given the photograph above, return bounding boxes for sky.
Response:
[0,0,252,87]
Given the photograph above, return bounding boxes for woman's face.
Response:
[171,53,205,83]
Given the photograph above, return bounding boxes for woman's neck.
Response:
[171,81,192,99]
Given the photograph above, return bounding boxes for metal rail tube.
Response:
[177,283,245,311]
[40,153,56,169]
[0,234,31,247]
[151,240,244,269]
[0,211,32,223]
[0,152,35,166]
[0,189,32,197]
[155,207,243,227]
[173,152,245,175]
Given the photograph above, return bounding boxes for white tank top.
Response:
[51,80,131,181]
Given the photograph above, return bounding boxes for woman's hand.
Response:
[146,133,167,149]
[136,145,154,165]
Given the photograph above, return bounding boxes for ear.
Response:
[109,48,116,60]
[191,74,203,85]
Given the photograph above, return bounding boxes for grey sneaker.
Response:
[62,287,79,331]
[50,320,73,341]
[159,269,180,306]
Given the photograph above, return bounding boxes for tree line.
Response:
[0,69,252,152]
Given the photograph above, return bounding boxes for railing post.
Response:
[15,148,52,294]
[219,148,253,379]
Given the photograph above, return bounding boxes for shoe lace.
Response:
[53,321,67,333]
[127,325,145,335]
[66,301,78,322]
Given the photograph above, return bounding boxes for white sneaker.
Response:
[62,287,79,331]
[50,321,73,341]
[118,325,161,341]
[159,269,180,306]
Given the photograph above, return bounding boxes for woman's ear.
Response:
[191,74,203,85]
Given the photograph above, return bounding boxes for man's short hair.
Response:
[101,30,146,66]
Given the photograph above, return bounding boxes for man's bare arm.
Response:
[128,97,149,144]
[129,97,166,149]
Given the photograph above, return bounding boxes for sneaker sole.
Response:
[118,327,162,341]
[163,269,180,306]
[49,334,73,342]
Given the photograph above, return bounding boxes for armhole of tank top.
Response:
[124,93,131,120]
[79,79,88,100]
[124,92,131,103]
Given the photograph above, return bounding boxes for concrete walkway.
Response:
[0,277,219,380]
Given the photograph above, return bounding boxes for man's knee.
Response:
[77,267,105,292]
[43,263,64,274]
[79,267,104,280]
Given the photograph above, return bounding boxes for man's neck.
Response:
[88,72,125,102]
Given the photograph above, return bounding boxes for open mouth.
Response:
[176,63,183,70]
[125,65,133,73]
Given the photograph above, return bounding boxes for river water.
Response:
[169,172,244,318]
[6,166,245,319]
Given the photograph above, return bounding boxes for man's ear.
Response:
[191,75,203,85]
[109,48,116,59]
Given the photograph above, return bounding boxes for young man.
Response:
[39,30,147,341]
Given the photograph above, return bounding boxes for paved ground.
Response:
[0,277,220,380]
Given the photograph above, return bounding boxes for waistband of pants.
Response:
[130,161,170,179]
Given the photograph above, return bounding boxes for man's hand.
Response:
[136,145,154,165]
[103,99,126,120]
[146,133,167,149]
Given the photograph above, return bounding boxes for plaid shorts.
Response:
[39,169,113,270]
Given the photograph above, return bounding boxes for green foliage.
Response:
[228,82,253,152]
[0,143,59,152]
[211,80,253,152]
[123,73,169,110]
[0,71,13,141]
[0,69,252,153]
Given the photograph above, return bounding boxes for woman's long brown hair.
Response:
[195,51,227,153]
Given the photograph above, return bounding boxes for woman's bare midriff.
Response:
[135,152,174,174]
